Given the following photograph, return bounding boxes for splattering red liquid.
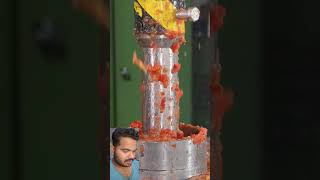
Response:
[160,129,177,139]
[130,120,142,129]
[142,128,178,142]
[173,83,183,102]
[165,31,180,39]
[130,120,143,136]
[160,97,166,113]
[177,129,184,139]
[191,127,208,144]
[165,30,185,39]
[171,36,186,54]
[171,63,181,74]
[131,120,207,144]
[147,63,161,81]
[146,64,168,88]
[171,42,181,53]
[179,36,186,44]
[158,74,169,88]
[179,123,208,145]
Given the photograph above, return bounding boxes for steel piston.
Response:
[137,34,180,135]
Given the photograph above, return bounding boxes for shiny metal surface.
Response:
[142,47,179,135]
[136,34,179,48]
[140,168,205,180]
[138,138,207,179]
[176,7,200,22]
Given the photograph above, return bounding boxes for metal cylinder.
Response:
[137,35,180,135]
[137,138,208,180]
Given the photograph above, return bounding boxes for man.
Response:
[110,128,140,180]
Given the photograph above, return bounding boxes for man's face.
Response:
[113,137,137,167]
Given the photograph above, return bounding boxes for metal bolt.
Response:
[176,7,200,22]
[120,67,131,81]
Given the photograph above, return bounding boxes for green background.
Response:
[1,0,102,180]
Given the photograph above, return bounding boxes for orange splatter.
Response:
[131,120,207,144]
[160,97,166,113]
[179,123,208,144]
[173,83,183,102]
[132,51,147,73]
[171,42,181,53]
[171,144,177,149]
[191,127,207,144]
[171,63,181,74]
[165,31,184,39]
[177,129,184,139]
[148,127,158,137]
[180,36,186,44]
[170,36,186,54]
[142,129,177,142]
[159,129,177,139]
[130,120,142,130]
[129,120,143,136]
[165,31,178,39]
[158,74,169,88]
[147,63,161,81]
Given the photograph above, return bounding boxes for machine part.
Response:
[176,7,200,22]
[120,67,131,81]
[138,140,207,180]
[136,34,180,48]
[140,36,180,135]
[134,0,187,34]
[138,139,206,171]
[137,126,207,180]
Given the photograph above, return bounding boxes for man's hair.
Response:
[112,128,139,147]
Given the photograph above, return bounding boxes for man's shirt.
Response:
[110,159,139,180]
